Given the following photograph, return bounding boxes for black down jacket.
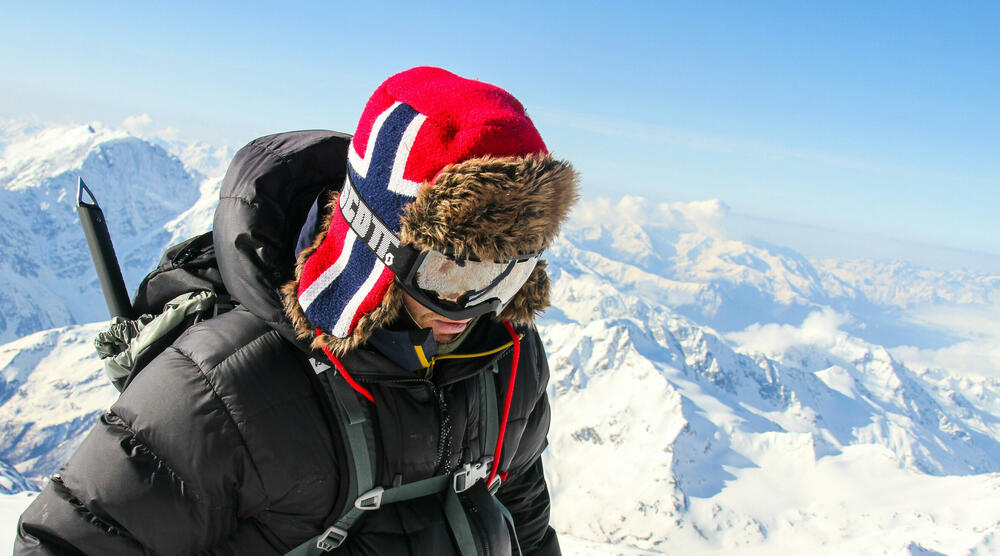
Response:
[15,131,560,555]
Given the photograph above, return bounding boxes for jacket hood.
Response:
[213,130,351,344]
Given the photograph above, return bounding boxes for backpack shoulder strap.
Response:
[481,361,500,463]
[287,361,504,555]
[285,358,377,555]
[321,368,376,548]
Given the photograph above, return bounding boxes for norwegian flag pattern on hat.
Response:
[296,66,548,339]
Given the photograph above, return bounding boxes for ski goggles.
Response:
[339,176,541,321]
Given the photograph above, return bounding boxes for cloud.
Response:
[157,126,180,141]
[122,113,153,134]
[890,303,1000,379]
[726,308,851,356]
[728,303,1000,380]
[571,195,730,236]
[121,114,180,142]
[892,341,1000,380]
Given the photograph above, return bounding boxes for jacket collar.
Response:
[343,318,518,387]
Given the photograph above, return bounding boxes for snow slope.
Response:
[0,323,118,484]
[539,284,1000,553]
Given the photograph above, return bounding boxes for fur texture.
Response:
[281,153,578,355]
[402,154,578,260]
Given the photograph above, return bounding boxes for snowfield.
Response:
[1,493,35,552]
[2,121,1000,554]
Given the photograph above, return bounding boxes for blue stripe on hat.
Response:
[349,102,422,232]
[304,229,381,335]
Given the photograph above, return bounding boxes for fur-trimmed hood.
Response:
[282,152,578,355]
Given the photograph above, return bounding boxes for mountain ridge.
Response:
[0,122,214,342]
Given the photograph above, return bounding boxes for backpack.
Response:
[94,231,231,391]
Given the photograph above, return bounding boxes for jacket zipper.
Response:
[434,387,454,474]
[354,375,455,474]
[353,370,497,554]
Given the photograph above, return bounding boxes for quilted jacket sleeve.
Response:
[15,344,264,555]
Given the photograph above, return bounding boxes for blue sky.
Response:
[2,1,998,270]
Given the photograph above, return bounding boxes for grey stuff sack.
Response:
[93,231,233,391]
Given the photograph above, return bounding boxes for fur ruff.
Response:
[402,154,578,260]
[281,153,578,355]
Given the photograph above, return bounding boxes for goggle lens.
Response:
[414,250,538,309]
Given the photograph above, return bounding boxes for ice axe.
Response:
[77,177,135,320]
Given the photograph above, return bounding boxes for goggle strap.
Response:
[339,176,414,274]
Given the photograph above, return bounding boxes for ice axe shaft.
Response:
[77,177,135,320]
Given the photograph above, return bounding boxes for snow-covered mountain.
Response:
[0,121,223,344]
[539,228,1000,552]
[816,258,1000,308]
[0,323,119,485]
[2,123,999,554]
[555,205,1000,352]
[551,222,835,332]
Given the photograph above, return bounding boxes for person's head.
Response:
[283,66,578,354]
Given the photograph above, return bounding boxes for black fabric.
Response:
[16,130,559,555]
[213,129,350,338]
[131,231,226,315]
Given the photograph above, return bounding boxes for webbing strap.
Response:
[283,475,453,555]
[325,373,375,536]
[288,362,504,554]
[377,474,450,505]
[444,488,478,556]
[285,369,376,555]
[285,529,339,556]
[496,498,522,556]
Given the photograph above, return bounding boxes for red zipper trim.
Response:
[488,321,520,486]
